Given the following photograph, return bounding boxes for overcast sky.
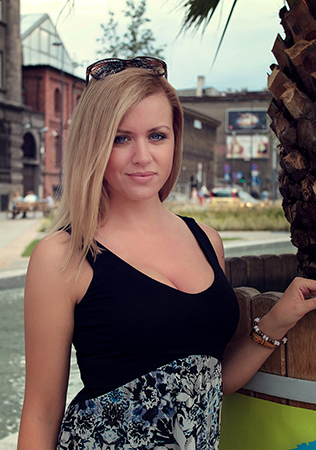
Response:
[20,0,286,92]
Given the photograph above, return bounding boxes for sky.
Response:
[20,0,286,92]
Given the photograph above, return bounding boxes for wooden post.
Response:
[261,255,285,292]
[279,253,298,290]
[241,255,265,292]
[232,287,257,341]
[225,257,247,288]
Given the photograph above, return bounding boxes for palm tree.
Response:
[179,0,316,280]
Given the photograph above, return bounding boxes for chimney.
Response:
[196,76,205,97]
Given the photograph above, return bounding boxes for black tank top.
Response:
[72,216,239,402]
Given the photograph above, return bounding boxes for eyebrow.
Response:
[116,125,172,134]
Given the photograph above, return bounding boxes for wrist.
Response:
[256,314,288,341]
[250,317,287,349]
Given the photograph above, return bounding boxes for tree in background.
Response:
[178,0,316,280]
[97,0,165,59]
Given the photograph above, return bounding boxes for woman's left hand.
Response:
[222,277,316,395]
[258,277,316,340]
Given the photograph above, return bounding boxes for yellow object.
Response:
[220,393,316,450]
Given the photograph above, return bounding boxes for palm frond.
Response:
[179,0,222,32]
[211,0,238,67]
[178,0,239,67]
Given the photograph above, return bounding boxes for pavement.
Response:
[0,211,296,449]
[0,211,46,290]
[221,229,296,257]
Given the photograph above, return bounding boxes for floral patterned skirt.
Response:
[57,355,222,450]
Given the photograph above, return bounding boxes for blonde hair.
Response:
[51,68,183,271]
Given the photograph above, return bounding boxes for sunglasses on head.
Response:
[86,56,168,86]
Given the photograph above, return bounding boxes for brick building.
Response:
[22,65,84,197]
[21,14,84,197]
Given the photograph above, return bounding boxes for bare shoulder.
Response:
[29,231,71,273]
[26,231,85,305]
[197,222,225,272]
[32,230,70,253]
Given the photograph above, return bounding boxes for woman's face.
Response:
[104,93,174,204]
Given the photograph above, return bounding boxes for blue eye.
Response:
[150,133,166,141]
[114,135,128,144]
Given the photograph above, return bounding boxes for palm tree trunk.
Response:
[267,0,316,279]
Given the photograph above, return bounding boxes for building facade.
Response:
[0,0,24,210]
[179,83,279,198]
[22,65,84,197]
[0,1,46,211]
[178,107,219,195]
[21,14,84,198]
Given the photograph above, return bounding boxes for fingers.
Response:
[265,277,316,336]
[287,277,316,301]
[287,277,316,318]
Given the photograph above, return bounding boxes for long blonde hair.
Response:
[51,68,183,271]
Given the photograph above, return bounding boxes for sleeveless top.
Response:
[72,216,239,402]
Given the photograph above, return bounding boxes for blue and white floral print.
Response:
[57,355,222,450]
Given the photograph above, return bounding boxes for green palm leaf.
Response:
[177,0,308,67]
[178,0,238,66]
[179,0,223,32]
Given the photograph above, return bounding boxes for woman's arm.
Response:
[199,223,316,396]
[222,277,316,395]
[17,233,89,449]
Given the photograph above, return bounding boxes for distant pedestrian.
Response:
[11,192,24,219]
[42,195,55,214]
[24,190,38,203]
[21,191,38,218]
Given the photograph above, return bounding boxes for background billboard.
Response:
[226,109,268,133]
[226,134,269,159]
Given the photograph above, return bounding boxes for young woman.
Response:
[18,57,316,450]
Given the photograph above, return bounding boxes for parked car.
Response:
[210,187,262,208]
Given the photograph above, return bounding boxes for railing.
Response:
[226,253,298,292]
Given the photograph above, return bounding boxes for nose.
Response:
[131,140,153,166]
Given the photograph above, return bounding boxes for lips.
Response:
[126,172,156,183]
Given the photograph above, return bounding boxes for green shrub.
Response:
[38,216,53,233]
[166,204,290,231]
[21,239,41,257]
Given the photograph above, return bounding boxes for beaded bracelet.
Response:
[250,317,287,349]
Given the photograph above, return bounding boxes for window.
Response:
[40,28,50,53]
[0,120,10,183]
[193,119,202,130]
[0,194,9,212]
[0,2,3,21]
[54,88,60,113]
[22,133,36,158]
[55,135,61,167]
[21,86,26,104]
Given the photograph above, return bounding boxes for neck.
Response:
[100,195,171,231]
